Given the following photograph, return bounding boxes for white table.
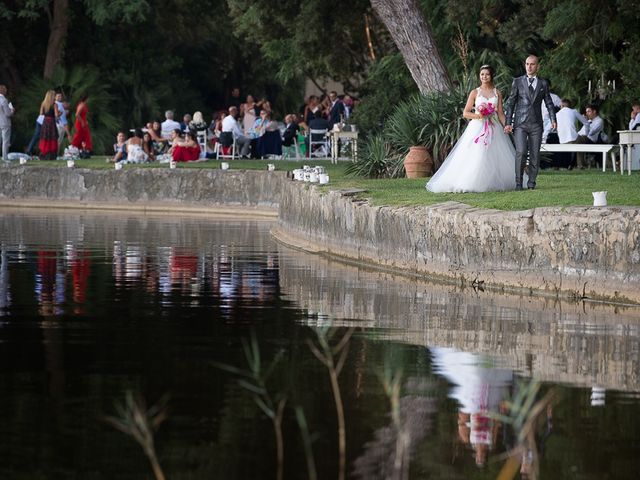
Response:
[540,144,619,172]
[618,130,640,176]
[329,130,358,164]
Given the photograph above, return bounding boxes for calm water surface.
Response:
[0,209,639,479]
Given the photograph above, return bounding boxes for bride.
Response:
[426,65,518,193]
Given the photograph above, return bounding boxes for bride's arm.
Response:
[496,90,506,126]
[462,90,481,120]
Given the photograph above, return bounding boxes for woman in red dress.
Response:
[38,90,59,160]
[171,130,201,162]
[71,93,93,153]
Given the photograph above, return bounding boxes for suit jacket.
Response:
[0,94,13,128]
[504,76,556,129]
[328,100,345,128]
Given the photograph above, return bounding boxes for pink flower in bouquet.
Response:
[476,102,495,117]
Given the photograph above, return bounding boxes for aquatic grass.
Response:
[213,332,287,480]
[307,327,354,480]
[103,391,169,480]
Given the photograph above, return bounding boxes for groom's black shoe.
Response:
[528,186,535,190]
[515,185,523,191]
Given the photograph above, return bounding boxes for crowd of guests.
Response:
[109,88,357,163]
[541,89,640,169]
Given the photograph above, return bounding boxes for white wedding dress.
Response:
[426,89,518,193]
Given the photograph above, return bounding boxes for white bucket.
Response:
[221,162,229,170]
[293,169,304,181]
[319,173,329,184]
[267,163,275,171]
[169,161,177,169]
[303,172,311,182]
[67,160,75,168]
[19,157,27,165]
[592,191,607,206]
[309,172,319,183]
[114,162,123,170]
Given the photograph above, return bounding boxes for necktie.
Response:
[528,77,535,96]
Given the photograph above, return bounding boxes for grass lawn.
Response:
[20,157,640,211]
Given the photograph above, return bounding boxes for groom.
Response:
[504,55,557,190]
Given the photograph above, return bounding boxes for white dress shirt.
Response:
[160,119,181,139]
[556,107,589,143]
[629,112,640,130]
[221,114,245,139]
[526,76,537,90]
[578,115,604,143]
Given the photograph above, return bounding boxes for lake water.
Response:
[0,209,639,479]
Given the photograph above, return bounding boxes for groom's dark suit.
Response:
[504,75,556,189]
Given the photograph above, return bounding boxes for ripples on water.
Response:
[0,209,639,479]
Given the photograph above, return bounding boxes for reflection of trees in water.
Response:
[352,378,437,480]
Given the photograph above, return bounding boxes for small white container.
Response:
[319,173,329,184]
[303,171,311,182]
[267,163,275,171]
[169,161,177,169]
[293,169,304,181]
[114,162,123,170]
[309,172,319,183]
[221,162,229,170]
[67,160,75,168]
[19,157,27,165]
[592,191,607,206]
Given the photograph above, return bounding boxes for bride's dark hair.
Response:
[479,64,495,81]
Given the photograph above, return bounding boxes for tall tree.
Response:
[43,0,69,79]
[370,0,451,94]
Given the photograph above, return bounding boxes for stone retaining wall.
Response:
[1,165,638,303]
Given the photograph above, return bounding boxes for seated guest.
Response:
[282,114,300,147]
[126,128,148,163]
[110,131,127,163]
[254,110,282,158]
[629,103,640,130]
[180,113,192,132]
[189,111,208,131]
[171,130,200,162]
[161,110,181,139]
[209,111,225,139]
[575,104,607,168]
[556,99,588,169]
[221,106,251,157]
[148,120,168,154]
[142,131,155,162]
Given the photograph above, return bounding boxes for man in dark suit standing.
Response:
[504,55,557,190]
[327,91,345,129]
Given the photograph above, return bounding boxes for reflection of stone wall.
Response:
[275,181,640,303]
[278,246,640,392]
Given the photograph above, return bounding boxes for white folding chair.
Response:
[216,132,237,160]
[196,130,208,158]
[308,128,329,158]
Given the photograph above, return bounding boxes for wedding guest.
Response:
[171,130,200,162]
[55,92,71,150]
[221,106,251,157]
[70,93,93,156]
[38,90,60,160]
[189,111,208,131]
[575,104,606,168]
[629,103,640,130]
[303,95,322,126]
[25,112,45,156]
[241,94,258,135]
[161,110,181,139]
[110,131,127,163]
[142,131,155,161]
[343,95,354,119]
[556,99,588,168]
[282,114,299,147]
[126,128,148,163]
[227,86,242,111]
[0,84,15,161]
[327,91,345,128]
[180,113,192,132]
[147,120,168,154]
[541,82,561,143]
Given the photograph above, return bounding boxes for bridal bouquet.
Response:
[474,102,496,147]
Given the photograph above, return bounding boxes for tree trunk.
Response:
[370,0,451,94]
[43,0,69,79]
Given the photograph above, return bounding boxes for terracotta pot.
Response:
[403,146,433,178]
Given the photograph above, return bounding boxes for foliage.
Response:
[345,134,402,179]
[14,65,121,155]
[350,54,418,136]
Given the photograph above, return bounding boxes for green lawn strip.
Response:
[20,158,640,210]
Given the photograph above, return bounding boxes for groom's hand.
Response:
[504,125,513,134]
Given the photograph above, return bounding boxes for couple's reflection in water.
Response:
[432,347,552,476]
